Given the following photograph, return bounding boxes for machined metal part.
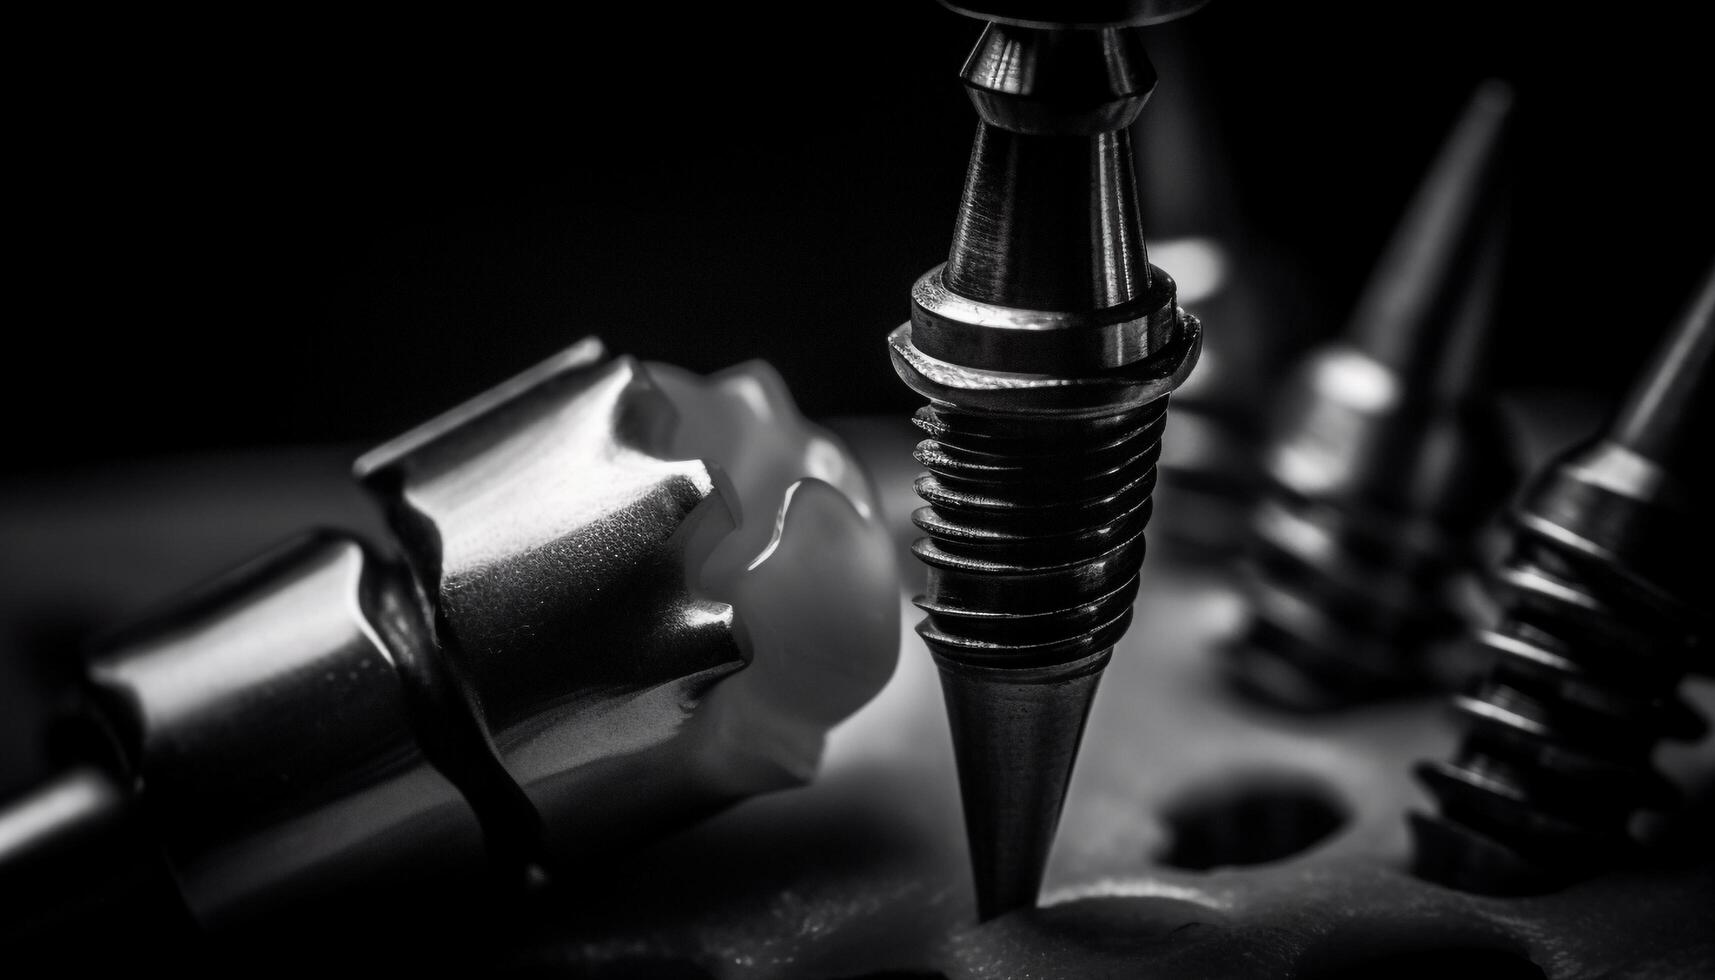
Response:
[356,342,747,870]
[0,338,899,929]
[82,531,490,925]
[940,0,1213,29]
[478,419,1715,978]
[890,1,1204,919]
[1412,262,1715,895]
[1225,82,1521,712]
[3,400,1711,975]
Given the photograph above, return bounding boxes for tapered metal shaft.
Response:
[890,1,1207,919]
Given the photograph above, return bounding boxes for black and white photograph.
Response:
[3,3,1711,976]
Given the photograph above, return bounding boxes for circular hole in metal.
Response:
[1304,948,1545,980]
[1157,773,1347,870]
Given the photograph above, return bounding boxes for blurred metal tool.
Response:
[1412,261,1714,895]
[1224,82,1520,712]
[889,0,1207,919]
[0,339,897,930]
[1144,24,1303,556]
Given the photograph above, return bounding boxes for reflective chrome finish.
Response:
[940,0,1214,30]
[890,3,1206,920]
[1,338,899,929]
[85,532,485,925]
[358,345,745,864]
[359,345,901,865]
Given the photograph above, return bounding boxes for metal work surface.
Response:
[482,420,1715,978]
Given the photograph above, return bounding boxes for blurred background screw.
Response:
[1411,261,1714,894]
[1224,83,1521,712]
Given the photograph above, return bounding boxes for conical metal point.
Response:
[1611,258,1715,470]
[1349,79,1514,377]
[1224,81,1520,711]
[933,648,1112,921]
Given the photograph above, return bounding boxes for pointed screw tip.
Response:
[934,651,1110,925]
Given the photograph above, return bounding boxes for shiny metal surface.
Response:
[3,408,1709,974]
[1227,83,1520,711]
[359,344,899,869]
[959,23,1157,137]
[0,766,135,925]
[0,339,898,930]
[84,531,486,925]
[0,768,127,870]
[888,321,1198,417]
[1413,261,1715,895]
[940,0,1213,29]
[910,262,1182,373]
[945,26,1154,307]
[483,418,1715,978]
[890,8,1204,919]
[358,343,746,865]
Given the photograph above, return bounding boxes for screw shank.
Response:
[947,126,1152,311]
[891,15,1202,920]
[946,24,1157,312]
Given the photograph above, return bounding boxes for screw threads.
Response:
[1223,83,1518,711]
[888,12,1205,918]
[1411,261,1714,896]
[1411,504,1703,894]
[889,269,1198,918]
[1231,430,1502,708]
[911,395,1169,671]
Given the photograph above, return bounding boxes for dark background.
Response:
[1,7,1711,966]
[9,4,1712,473]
